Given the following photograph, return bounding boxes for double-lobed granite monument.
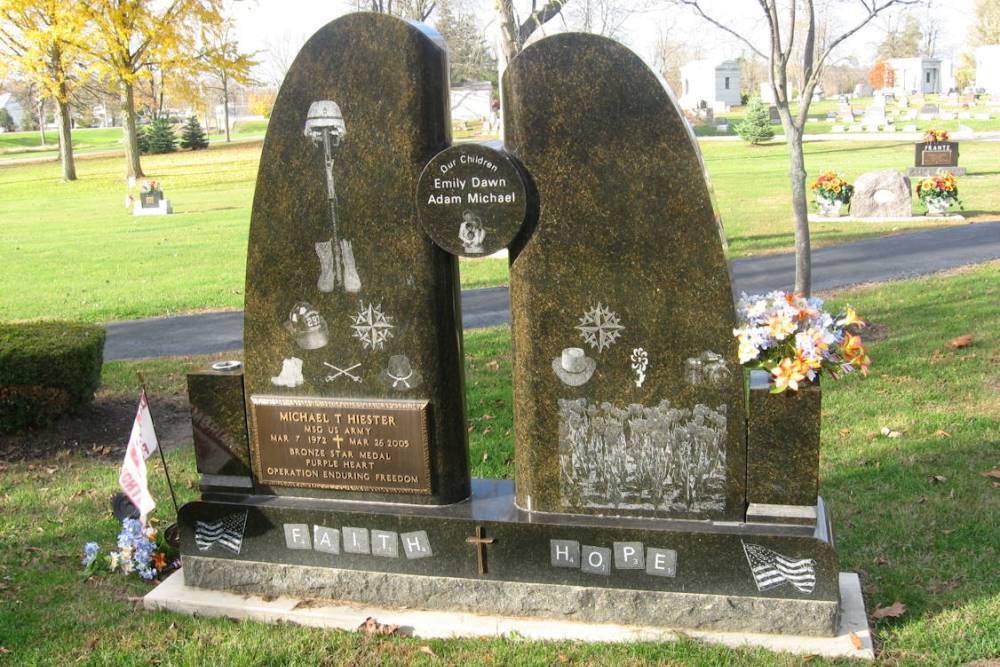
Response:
[170,12,848,638]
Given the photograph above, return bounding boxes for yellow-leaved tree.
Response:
[78,0,224,178]
[202,19,259,143]
[0,0,89,181]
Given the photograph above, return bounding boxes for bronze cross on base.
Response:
[465,526,496,576]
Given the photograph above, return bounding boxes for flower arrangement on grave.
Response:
[811,172,853,216]
[922,128,949,143]
[81,518,179,581]
[916,171,962,215]
[734,291,870,393]
[140,180,161,195]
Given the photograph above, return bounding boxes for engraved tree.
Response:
[672,0,916,295]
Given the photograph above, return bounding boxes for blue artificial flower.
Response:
[137,565,158,581]
[81,542,101,567]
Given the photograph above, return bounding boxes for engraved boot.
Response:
[341,239,361,293]
[315,240,336,293]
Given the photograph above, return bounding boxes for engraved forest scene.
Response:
[558,399,728,514]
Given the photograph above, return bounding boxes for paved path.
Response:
[104,222,1000,361]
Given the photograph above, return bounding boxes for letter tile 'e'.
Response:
[342,527,370,554]
[550,540,580,568]
[371,530,399,558]
[645,548,678,577]
[581,546,612,576]
[401,530,433,559]
[313,526,340,554]
[613,541,645,569]
[283,523,312,550]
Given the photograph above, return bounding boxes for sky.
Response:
[232,0,980,84]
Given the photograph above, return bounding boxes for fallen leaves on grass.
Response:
[484,360,500,371]
[933,429,952,438]
[0,646,9,654]
[417,646,437,657]
[849,632,864,649]
[947,335,973,349]
[928,475,947,484]
[880,427,903,438]
[357,617,399,636]
[872,601,907,619]
[982,468,1000,480]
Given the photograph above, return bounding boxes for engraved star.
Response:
[351,301,395,351]
[576,303,624,352]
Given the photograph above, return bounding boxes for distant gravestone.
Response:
[851,170,912,218]
[768,105,781,123]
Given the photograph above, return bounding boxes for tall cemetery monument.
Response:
[172,13,846,637]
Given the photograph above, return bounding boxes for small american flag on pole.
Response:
[743,542,817,594]
[118,389,158,523]
[195,512,248,555]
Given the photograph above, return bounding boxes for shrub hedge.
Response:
[0,321,105,432]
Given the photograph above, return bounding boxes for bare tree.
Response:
[654,18,703,96]
[569,0,646,39]
[368,0,437,20]
[494,0,571,62]
[675,0,914,296]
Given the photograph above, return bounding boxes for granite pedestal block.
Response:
[179,480,841,636]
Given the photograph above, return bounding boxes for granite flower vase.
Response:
[747,370,821,507]
[925,196,953,216]
[816,197,843,218]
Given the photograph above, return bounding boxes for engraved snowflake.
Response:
[576,303,624,352]
[351,301,395,351]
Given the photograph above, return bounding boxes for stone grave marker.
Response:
[235,12,468,505]
[851,170,912,218]
[503,32,746,522]
[173,16,845,638]
[909,139,965,177]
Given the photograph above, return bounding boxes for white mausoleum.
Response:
[679,59,741,111]
[975,45,1000,95]
[886,57,942,94]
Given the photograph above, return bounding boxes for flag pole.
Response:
[137,372,180,517]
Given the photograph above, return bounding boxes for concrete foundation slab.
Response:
[145,569,873,660]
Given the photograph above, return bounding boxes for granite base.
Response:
[133,199,173,216]
[907,167,966,178]
[146,569,873,659]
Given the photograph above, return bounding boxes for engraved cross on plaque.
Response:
[331,433,344,448]
[465,526,496,575]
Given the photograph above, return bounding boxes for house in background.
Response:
[0,92,25,130]
[679,59,741,112]
[975,45,1000,95]
[450,80,492,123]
[886,57,942,94]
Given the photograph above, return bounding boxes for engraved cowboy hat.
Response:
[378,355,423,391]
[552,347,596,387]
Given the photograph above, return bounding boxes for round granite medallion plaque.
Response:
[416,144,527,257]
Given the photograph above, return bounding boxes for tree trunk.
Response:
[38,100,46,146]
[223,72,231,142]
[56,92,76,181]
[784,123,811,295]
[495,0,521,63]
[122,81,144,178]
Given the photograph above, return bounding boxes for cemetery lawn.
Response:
[1,263,998,665]
[2,140,1000,322]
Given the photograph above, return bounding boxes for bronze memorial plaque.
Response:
[921,148,954,166]
[249,395,432,494]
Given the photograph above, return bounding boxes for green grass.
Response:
[2,139,998,322]
[0,122,270,161]
[0,263,997,664]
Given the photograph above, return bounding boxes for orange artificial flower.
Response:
[837,306,865,329]
[152,552,167,571]
[772,357,808,392]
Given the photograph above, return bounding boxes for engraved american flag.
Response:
[743,542,817,594]
[195,512,248,555]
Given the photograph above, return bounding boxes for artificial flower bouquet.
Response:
[734,291,870,393]
[916,171,962,208]
[140,180,161,194]
[811,171,854,205]
[922,128,950,143]
[82,517,179,581]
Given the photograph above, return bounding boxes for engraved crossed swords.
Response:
[323,361,361,383]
